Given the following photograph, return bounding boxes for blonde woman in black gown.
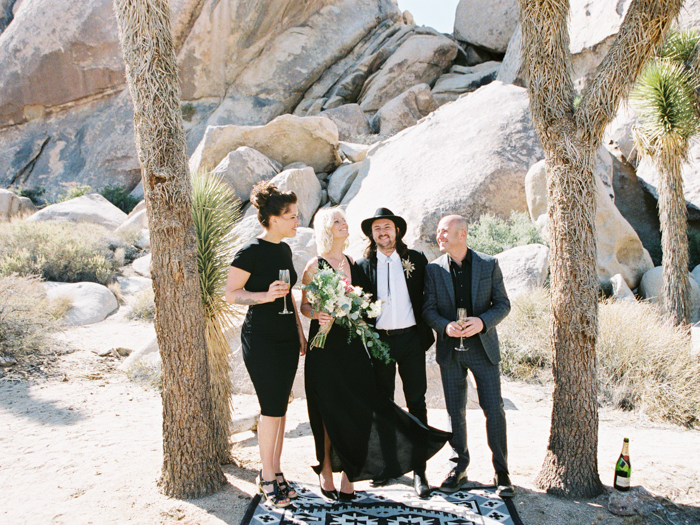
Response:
[300,208,450,502]
[225,182,307,507]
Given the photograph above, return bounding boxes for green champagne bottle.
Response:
[614,437,631,491]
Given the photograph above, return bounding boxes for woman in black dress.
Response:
[225,182,307,508]
[300,208,450,501]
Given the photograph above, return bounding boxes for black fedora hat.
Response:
[361,208,407,238]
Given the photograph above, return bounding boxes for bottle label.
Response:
[615,475,630,488]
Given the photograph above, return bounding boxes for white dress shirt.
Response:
[375,250,416,330]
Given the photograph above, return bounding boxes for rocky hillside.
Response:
[3,0,700,293]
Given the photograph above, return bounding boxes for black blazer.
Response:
[355,248,435,352]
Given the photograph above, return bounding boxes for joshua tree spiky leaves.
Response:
[632,30,700,326]
[191,171,242,464]
[518,0,684,497]
[113,0,226,497]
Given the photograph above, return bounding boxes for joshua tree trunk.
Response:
[114,0,226,497]
[659,156,691,325]
[518,0,683,497]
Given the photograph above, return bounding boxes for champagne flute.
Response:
[456,308,468,351]
[279,269,292,315]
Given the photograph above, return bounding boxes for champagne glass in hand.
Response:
[456,308,468,351]
[279,269,292,315]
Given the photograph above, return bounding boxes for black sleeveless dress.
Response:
[231,238,300,418]
[304,257,450,482]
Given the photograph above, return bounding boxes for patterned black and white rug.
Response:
[241,483,524,525]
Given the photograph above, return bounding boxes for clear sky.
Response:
[396,0,459,34]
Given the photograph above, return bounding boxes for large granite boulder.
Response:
[184,0,402,136]
[327,163,361,205]
[453,0,519,53]
[495,244,550,298]
[189,114,342,175]
[638,266,700,323]
[0,0,400,198]
[636,141,700,221]
[25,193,127,231]
[319,104,372,141]
[268,167,322,228]
[604,104,640,167]
[210,146,281,203]
[525,159,654,290]
[372,84,438,136]
[44,281,119,326]
[343,82,544,260]
[432,62,501,106]
[0,90,141,200]
[0,189,35,220]
[357,34,459,112]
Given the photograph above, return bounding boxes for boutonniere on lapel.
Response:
[402,258,415,279]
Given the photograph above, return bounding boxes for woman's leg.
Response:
[339,472,354,494]
[319,424,336,491]
[258,415,283,482]
[272,414,286,474]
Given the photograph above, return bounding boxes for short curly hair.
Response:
[313,207,350,255]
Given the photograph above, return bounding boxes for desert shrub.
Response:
[499,287,551,382]
[100,185,140,214]
[10,186,47,207]
[181,102,196,122]
[500,288,700,427]
[0,221,139,284]
[0,275,69,358]
[468,212,546,255]
[58,184,92,202]
[597,299,700,427]
[126,288,155,321]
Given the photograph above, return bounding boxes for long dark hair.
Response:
[363,225,409,259]
[250,181,297,228]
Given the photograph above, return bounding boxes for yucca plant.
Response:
[191,170,242,464]
[632,32,700,326]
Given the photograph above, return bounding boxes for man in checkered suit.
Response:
[423,215,514,497]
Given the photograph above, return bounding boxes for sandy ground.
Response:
[1,314,699,525]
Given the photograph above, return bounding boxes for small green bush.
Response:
[181,102,196,122]
[0,221,140,284]
[127,288,155,321]
[100,185,140,214]
[58,184,92,202]
[0,275,68,358]
[468,212,546,255]
[499,288,700,427]
[11,186,47,207]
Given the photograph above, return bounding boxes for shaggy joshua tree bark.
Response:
[113,0,225,497]
[518,0,684,497]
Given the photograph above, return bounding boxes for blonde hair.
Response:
[314,207,350,255]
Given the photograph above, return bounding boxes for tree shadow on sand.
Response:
[0,379,85,425]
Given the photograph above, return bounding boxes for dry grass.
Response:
[0,221,142,285]
[500,288,700,427]
[0,275,70,358]
[597,299,699,427]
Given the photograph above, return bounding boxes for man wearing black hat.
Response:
[355,208,435,498]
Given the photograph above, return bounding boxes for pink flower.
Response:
[342,277,354,294]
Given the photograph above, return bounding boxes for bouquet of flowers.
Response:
[303,265,392,364]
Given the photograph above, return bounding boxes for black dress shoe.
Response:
[440,468,467,493]
[370,478,389,487]
[413,472,430,499]
[494,471,514,498]
[338,490,355,502]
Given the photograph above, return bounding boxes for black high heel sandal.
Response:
[338,490,355,502]
[276,472,298,499]
[256,471,291,508]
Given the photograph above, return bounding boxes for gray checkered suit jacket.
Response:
[423,251,511,367]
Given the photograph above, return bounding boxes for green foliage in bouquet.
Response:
[303,265,392,364]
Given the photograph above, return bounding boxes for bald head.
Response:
[436,214,468,259]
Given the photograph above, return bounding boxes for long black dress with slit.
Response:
[304,257,450,482]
